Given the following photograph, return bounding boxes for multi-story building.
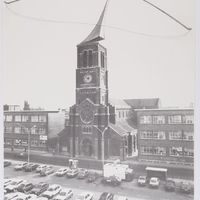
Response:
[136,108,194,164]
[4,104,65,151]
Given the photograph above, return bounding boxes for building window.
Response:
[140,116,152,124]
[31,140,38,147]
[119,111,121,118]
[83,50,87,67]
[14,115,21,122]
[38,115,47,122]
[88,50,93,67]
[152,116,165,124]
[169,131,182,140]
[22,115,29,122]
[21,127,29,134]
[14,127,21,134]
[169,147,183,156]
[4,126,13,133]
[168,115,182,124]
[38,128,46,135]
[31,127,38,134]
[82,126,92,134]
[140,131,166,140]
[101,51,105,68]
[141,146,166,156]
[31,116,38,122]
[183,148,194,157]
[5,115,13,122]
[183,132,193,141]
[182,115,194,124]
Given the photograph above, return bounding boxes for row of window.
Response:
[4,115,47,122]
[4,126,46,135]
[140,146,194,157]
[4,139,46,147]
[140,115,193,124]
[140,131,193,141]
[118,110,129,119]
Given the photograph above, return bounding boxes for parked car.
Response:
[76,192,94,200]
[66,169,79,178]
[87,172,98,183]
[24,163,39,172]
[4,192,21,200]
[164,179,176,192]
[36,165,48,173]
[30,182,49,196]
[25,194,38,200]
[17,182,34,193]
[179,181,193,194]
[4,160,12,167]
[55,168,69,177]
[40,166,55,176]
[137,176,147,186]
[98,192,114,200]
[14,162,28,171]
[149,177,160,188]
[4,179,13,188]
[115,197,128,200]
[35,197,49,200]
[101,176,121,186]
[42,184,62,199]
[53,189,73,200]
[12,192,29,200]
[5,179,24,192]
[77,169,89,179]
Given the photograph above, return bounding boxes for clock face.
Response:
[80,103,94,124]
[83,74,92,83]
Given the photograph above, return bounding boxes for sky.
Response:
[2,0,195,110]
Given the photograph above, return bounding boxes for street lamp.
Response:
[93,125,108,174]
[16,124,36,164]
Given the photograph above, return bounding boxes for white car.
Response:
[55,168,69,177]
[5,179,24,192]
[12,192,29,200]
[137,176,147,186]
[42,184,62,199]
[4,193,20,200]
[76,192,94,200]
[36,197,49,200]
[4,179,13,188]
[36,165,47,173]
[14,162,28,170]
[149,177,160,188]
[25,194,38,200]
[53,189,73,200]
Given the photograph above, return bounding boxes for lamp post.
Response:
[16,124,36,164]
[93,125,108,173]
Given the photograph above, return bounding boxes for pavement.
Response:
[4,159,194,200]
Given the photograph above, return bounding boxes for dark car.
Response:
[87,172,98,183]
[164,179,176,192]
[30,182,49,196]
[4,161,11,167]
[17,182,34,193]
[101,176,121,186]
[77,169,89,179]
[99,192,114,200]
[179,181,193,194]
[24,163,39,172]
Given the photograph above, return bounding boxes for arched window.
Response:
[88,50,93,67]
[101,51,105,68]
[83,50,87,67]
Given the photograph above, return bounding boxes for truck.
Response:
[103,162,134,183]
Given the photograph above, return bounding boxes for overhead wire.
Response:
[4,0,192,39]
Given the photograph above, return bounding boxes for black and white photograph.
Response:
[1,0,198,200]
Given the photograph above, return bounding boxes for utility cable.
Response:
[4,0,192,39]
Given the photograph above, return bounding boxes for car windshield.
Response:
[151,179,157,183]
[139,177,145,180]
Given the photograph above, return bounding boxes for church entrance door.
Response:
[81,138,93,157]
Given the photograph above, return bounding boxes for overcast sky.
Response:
[2,0,195,110]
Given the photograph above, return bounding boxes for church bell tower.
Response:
[69,1,111,160]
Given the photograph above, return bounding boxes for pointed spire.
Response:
[79,0,109,45]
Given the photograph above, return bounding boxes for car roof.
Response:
[49,184,60,188]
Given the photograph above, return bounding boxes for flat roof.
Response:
[145,167,167,172]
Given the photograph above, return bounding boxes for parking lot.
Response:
[4,160,194,200]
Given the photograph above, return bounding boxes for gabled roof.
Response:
[109,99,131,109]
[78,0,108,46]
[124,98,160,109]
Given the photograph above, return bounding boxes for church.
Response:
[59,1,137,161]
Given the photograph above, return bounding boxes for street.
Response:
[4,160,193,200]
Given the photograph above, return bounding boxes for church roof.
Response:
[124,98,160,109]
[109,99,131,109]
[78,0,108,46]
